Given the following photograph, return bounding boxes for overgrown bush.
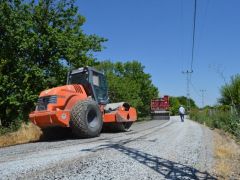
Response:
[190,108,240,140]
[191,73,240,140]
[0,121,21,136]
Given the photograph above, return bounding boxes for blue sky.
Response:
[76,0,240,107]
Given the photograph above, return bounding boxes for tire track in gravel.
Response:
[0,117,216,180]
[0,119,172,178]
[18,117,216,180]
[0,119,170,163]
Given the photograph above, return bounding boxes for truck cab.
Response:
[68,67,109,105]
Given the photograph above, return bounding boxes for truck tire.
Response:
[70,99,103,138]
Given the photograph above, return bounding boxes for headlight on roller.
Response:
[36,95,57,111]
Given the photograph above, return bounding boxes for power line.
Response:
[188,77,207,107]
[181,0,199,109]
[179,0,184,72]
[190,80,201,97]
[182,70,193,111]
[190,0,197,71]
[195,0,210,56]
[200,89,206,107]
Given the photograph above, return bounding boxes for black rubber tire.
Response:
[70,99,103,138]
[103,122,133,132]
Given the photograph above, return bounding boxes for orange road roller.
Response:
[29,67,137,138]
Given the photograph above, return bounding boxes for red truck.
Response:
[151,95,170,120]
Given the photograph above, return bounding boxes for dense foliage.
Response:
[96,61,159,117]
[190,74,240,140]
[219,74,240,113]
[169,96,197,115]
[0,0,106,127]
[190,106,240,139]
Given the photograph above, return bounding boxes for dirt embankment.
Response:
[213,129,240,179]
[0,123,42,147]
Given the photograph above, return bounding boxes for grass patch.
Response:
[213,130,240,179]
[0,123,42,147]
[190,109,240,140]
[190,108,240,178]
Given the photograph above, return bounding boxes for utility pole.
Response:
[182,70,193,111]
[200,89,206,108]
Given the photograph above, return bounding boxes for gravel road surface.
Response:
[0,116,216,180]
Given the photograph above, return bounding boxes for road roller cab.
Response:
[29,67,137,138]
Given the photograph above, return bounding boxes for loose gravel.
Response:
[0,117,216,180]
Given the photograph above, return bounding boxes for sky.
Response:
[76,0,240,107]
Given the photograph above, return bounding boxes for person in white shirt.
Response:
[178,105,185,122]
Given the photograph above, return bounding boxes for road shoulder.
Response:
[212,129,240,179]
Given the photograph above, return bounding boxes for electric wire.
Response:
[190,80,201,97]
[181,0,201,108]
[179,0,185,74]
[195,0,210,56]
[190,0,197,72]
[190,80,202,106]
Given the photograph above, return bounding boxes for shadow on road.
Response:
[82,139,217,180]
[39,127,75,142]
[112,144,216,180]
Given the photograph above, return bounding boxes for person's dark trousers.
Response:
[180,114,184,122]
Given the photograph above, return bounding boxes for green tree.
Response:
[189,74,240,139]
[169,97,180,115]
[177,96,197,109]
[219,74,240,113]
[169,96,197,115]
[96,60,159,117]
[0,0,106,127]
